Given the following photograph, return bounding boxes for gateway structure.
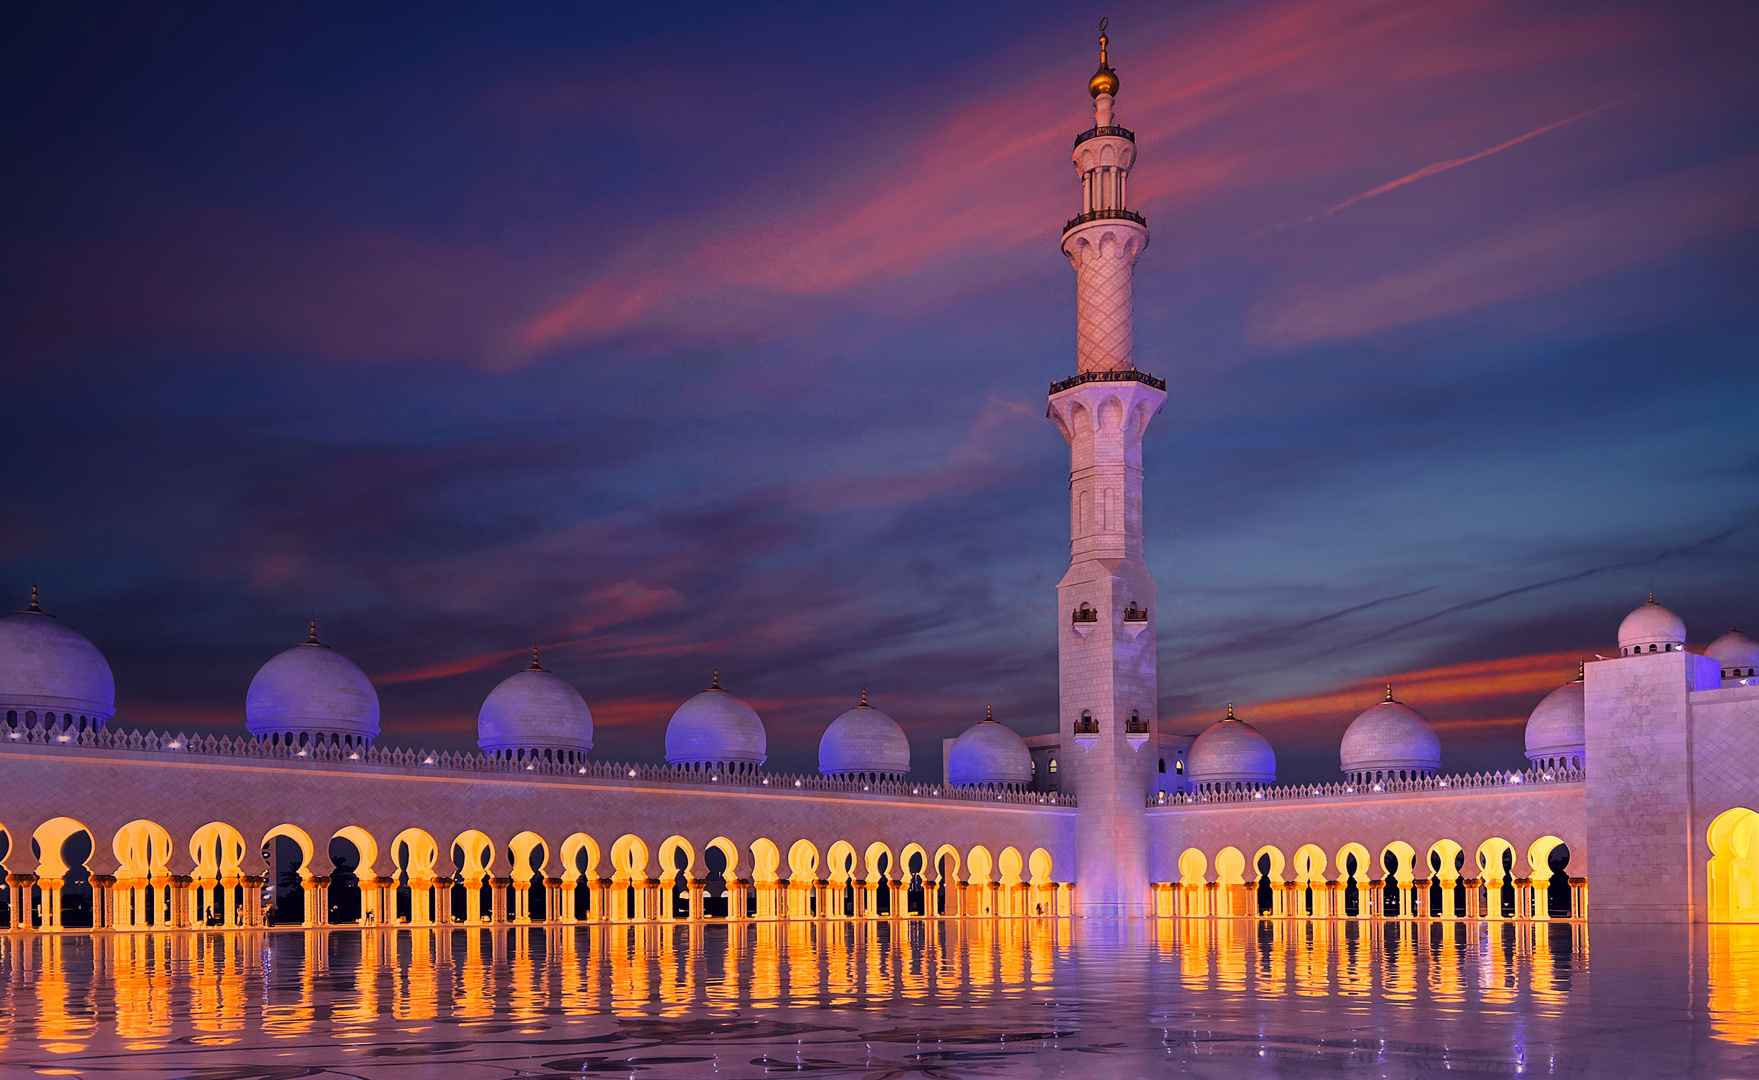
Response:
[1,29,1757,933]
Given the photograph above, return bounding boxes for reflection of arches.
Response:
[1709,808,1759,923]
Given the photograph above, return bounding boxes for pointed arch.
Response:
[786,839,819,880]
[932,844,962,884]
[508,831,549,880]
[1178,848,1208,885]
[114,820,175,880]
[703,836,741,879]
[657,835,696,883]
[750,838,781,883]
[392,828,440,879]
[1709,808,1759,922]
[332,826,380,874]
[1252,845,1286,882]
[997,847,1025,886]
[32,817,92,879]
[1213,847,1246,886]
[261,824,316,878]
[826,841,858,883]
[450,830,495,881]
[609,834,650,882]
[862,841,895,884]
[557,833,600,882]
[900,843,930,880]
[1292,844,1327,884]
[187,822,245,880]
[965,845,994,884]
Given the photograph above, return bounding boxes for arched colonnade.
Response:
[1158,835,1586,921]
[0,816,1066,930]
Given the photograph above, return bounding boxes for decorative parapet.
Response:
[1149,767,1585,808]
[0,722,1076,808]
[1049,368,1167,395]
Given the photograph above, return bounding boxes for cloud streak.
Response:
[1316,98,1633,218]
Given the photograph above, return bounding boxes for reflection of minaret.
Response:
[1047,20,1164,918]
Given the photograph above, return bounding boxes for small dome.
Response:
[819,692,910,778]
[665,672,766,770]
[245,622,380,746]
[1618,596,1686,655]
[946,707,1031,788]
[1089,24,1119,98]
[478,650,593,762]
[1187,704,1275,789]
[1707,626,1759,680]
[1340,688,1440,779]
[1525,671,1585,766]
[0,587,116,729]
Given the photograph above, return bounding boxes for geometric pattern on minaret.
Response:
[1048,21,1165,917]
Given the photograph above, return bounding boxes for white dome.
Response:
[1708,627,1759,681]
[665,674,766,769]
[478,652,593,761]
[245,624,380,746]
[0,589,115,728]
[818,694,910,778]
[1618,597,1686,655]
[1341,690,1440,779]
[946,708,1031,788]
[1524,674,1585,765]
[1187,704,1275,787]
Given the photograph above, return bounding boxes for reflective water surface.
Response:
[1,919,1757,1077]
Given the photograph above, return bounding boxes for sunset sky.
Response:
[3,1,1755,781]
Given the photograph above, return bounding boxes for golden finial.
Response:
[528,646,544,671]
[985,704,994,722]
[21,582,44,615]
[860,687,869,708]
[1225,702,1236,720]
[1574,660,1585,682]
[1648,589,1656,604]
[1089,17,1119,99]
[307,618,321,645]
[709,669,723,691]
[1384,683,1396,703]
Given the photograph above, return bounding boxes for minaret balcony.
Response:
[1123,604,1149,636]
[1048,368,1166,395]
[1073,124,1135,148]
[1062,207,1146,234]
[1073,713,1100,750]
[1071,604,1100,635]
[1124,711,1151,750]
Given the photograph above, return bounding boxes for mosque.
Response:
[2,29,1757,935]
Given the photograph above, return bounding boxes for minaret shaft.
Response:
[1050,25,1163,917]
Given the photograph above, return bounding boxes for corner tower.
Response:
[1047,21,1164,917]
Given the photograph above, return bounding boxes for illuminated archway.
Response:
[1709,809,1759,923]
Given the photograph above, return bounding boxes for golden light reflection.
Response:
[1709,924,1759,1044]
[0,917,1625,1064]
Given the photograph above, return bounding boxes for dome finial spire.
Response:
[1384,682,1396,703]
[1225,702,1236,720]
[307,618,321,645]
[1088,17,1119,101]
[709,668,723,691]
[860,686,869,708]
[21,582,45,615]
[1575,660,1585,682]
[986,703,994,722]
[528,646,544,671]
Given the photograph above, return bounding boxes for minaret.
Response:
[1047,20,1164,918]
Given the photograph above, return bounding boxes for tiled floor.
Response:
[0,918,1755,1078]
